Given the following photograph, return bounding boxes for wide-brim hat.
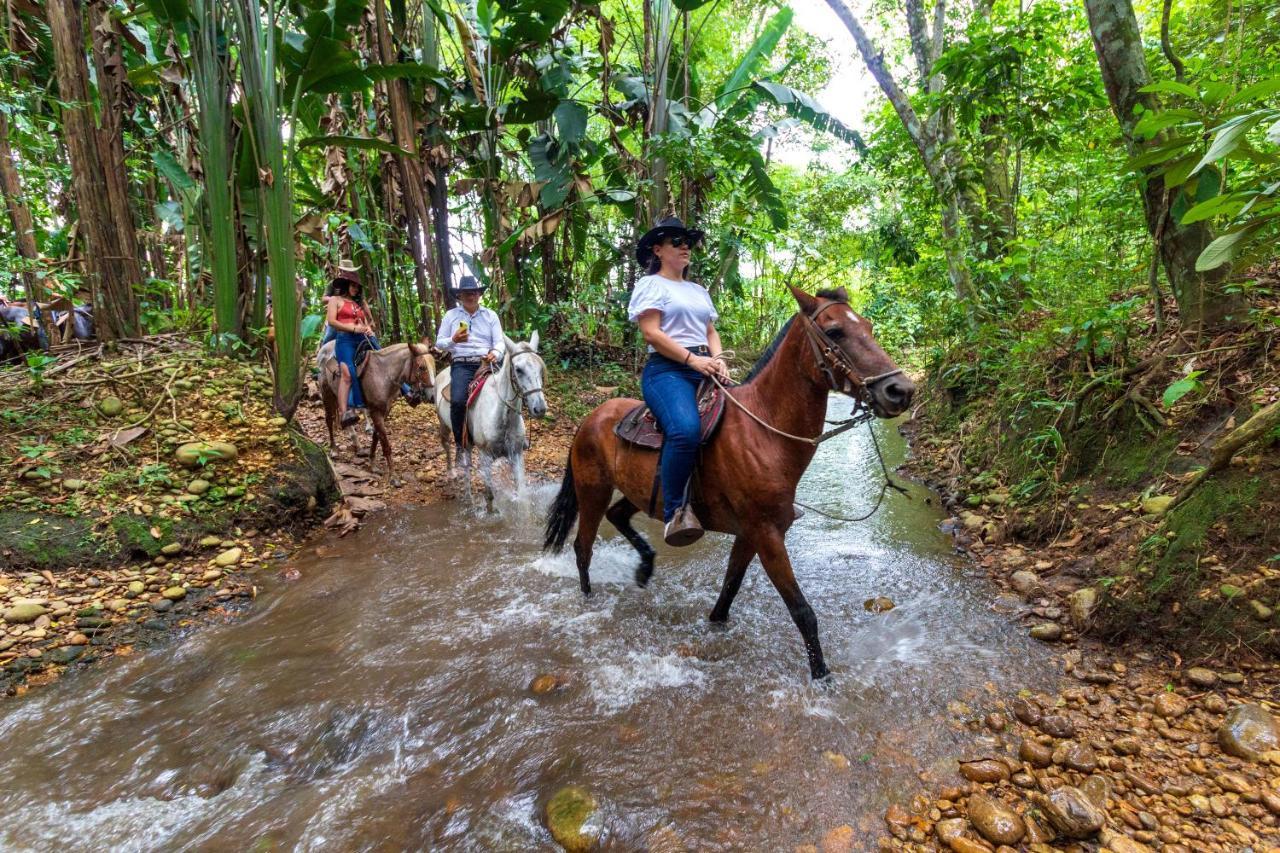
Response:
[332,260,361,287]
[455,275,486,293]
[636,216,704,267]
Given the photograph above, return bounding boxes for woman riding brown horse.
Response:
[544,285,915,680]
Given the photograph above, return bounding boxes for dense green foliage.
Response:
[0,0,1277,404]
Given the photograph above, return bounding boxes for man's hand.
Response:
[452,326,470,343]
[482,352,497,364]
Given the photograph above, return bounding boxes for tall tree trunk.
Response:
[647,0,672,220]
[47,0,142,341]
[1083,0,1245,328]
[824,0,981,309]
[0,112,52,342]
[371,0,437,335]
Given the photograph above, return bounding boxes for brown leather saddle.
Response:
[615,381,728,449]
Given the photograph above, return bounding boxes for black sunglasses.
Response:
[665,235,700,249]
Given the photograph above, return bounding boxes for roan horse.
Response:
[543,286,915,680]
[435,333,549,509]
[318,341,436,483]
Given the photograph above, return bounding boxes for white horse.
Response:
[435,332,548,509]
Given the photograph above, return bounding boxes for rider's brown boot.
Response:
[663,504,704,547]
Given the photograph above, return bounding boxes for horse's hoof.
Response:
[811,667,833,684]
[580,584,592,596]
[634,563,653,588]
[707,611,728,625]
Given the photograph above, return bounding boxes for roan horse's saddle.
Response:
[614,381,728,449]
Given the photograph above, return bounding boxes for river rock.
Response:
[863,596,895,613]
[959,759,1010,783]
[1010,697,1041,726]
[1184,666,1217,687]
[1201,693,1228,714]
[3,603,47,624]
[45,646,84,665]
[1068,588,1097,628]
[187,479,210,496]
[175,441,238,468]
[1010,571,1043,598]
[1038,785,1104,838]
[97,396,123,417]
[1100,828,1154,853]
[1217,703,1279,761]
[215,547,243,567]
[1082,774,1113,808]
[199,535,222,548]
[967,793,1025,845]
[161,542,184,557]
[1248,599,1273,621]
[1153,691,1189,719]
[162,586,186,601]
[1061,743,1098,773]
[62,479,87,491]
[127,581,146,595]
[935,818,966,845]
[1019,738,1053,768]
[818,825,854,853]
[1039,714,1076,738]
[152,599,173,613]
[1029,623,1062,641]
[544,786,602,853]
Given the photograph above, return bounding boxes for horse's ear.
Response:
[788,284,817,316]
[529,330,539,351]
[503,334,517,350]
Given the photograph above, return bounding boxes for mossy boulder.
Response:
[175,441,238,468]
[97,396,123,417]
[544,786,603,853]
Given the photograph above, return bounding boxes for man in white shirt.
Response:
[434,276,505,452]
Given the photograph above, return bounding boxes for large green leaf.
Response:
[717,8,792,108]
[1195,223,1259,271]
[1193,115,1262,175]
[152,150,199,204]
[296,134,409,155]
[1138,80,1198,98]
[750,81,866,153]
[1180,193,1244,224]
[740,151,785,229]
[554,101,588,146]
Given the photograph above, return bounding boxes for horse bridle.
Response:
[501,350,544,413]
[796,301,903,405]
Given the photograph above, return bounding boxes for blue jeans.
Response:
[333,331,368,409]
[642,349,707,522]
[450,360,481,448]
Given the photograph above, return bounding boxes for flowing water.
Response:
[0,403,1058,851]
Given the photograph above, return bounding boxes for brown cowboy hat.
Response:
[332,260,361,287]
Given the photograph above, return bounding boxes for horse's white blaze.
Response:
[845,308,862,324]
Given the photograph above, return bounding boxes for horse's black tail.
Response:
[543,455,578,553]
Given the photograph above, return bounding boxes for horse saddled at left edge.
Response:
[317,340,436,483]
[435,332,548,510]
[543,285,915,681]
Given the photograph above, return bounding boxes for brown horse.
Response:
[543,286,915,680]
[318,341,436,483]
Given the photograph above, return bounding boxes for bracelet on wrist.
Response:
[683,351,692,365]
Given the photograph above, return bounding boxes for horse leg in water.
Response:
[510,451,526,495]
[480,453,495,513]
[709,537,757,623]
[754,527,829,680]
[605,497,655,588]
[572,484,613,595]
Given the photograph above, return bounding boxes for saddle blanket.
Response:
[614,381,727,450]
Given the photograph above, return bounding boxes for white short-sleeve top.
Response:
[626,274,718,353]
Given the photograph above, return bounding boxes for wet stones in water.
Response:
[934,818,966,845]
[143,618,168,630]
[1056,742,1099,773]
[959,759,1010,783]
[818,824,855,852]
[1081,773,1113,808]
[152,599,173,613]
[215,547,243,567]
[1038,713,1076,739]
[1201,693,1229,714]
[1029,623,1062,642]
[45,645,83,665]
[966,793,1025,846]
[544,785,603,853]
[863,596,895,613]
[1010,697,1041,727]
[1036,785,1105,838]
[1018,738,1052,768]
[529,673,571,696]
[1217,703,1279,761]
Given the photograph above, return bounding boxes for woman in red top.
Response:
[325,269,373,427]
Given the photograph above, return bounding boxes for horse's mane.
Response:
[742,289,848,384]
